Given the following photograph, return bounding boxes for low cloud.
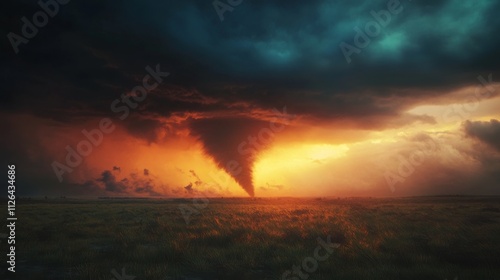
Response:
[465,119,500,151]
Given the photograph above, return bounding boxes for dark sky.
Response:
[2,0,500,197]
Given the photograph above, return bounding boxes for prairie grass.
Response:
[3,197,500,279]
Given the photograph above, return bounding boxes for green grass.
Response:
[3,197,500,279]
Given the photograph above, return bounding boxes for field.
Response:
[2,197,500,280]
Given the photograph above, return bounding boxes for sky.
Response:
[1,0,500,197]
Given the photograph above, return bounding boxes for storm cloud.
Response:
[465,119,500,151]
[2,0,500,196]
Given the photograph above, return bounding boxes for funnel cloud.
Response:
[189,117,278,196]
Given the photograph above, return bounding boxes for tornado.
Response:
[189,117,271,197]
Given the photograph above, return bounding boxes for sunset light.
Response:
[3,0,500,278]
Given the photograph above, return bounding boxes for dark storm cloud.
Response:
[98,170,128,193]
[465,119,500,151]
[188,117,274,196]
[80,168,163,196]
[124,117,165,144]
[3,0,500,123]
[0,114,66,197]
[184,183,194,194]
[2,0,500,196]
[189,170,203,186]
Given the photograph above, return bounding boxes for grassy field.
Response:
[2,196,500,280]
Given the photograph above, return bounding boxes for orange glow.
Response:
[253,144,349,196]
[20,91,500,197]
